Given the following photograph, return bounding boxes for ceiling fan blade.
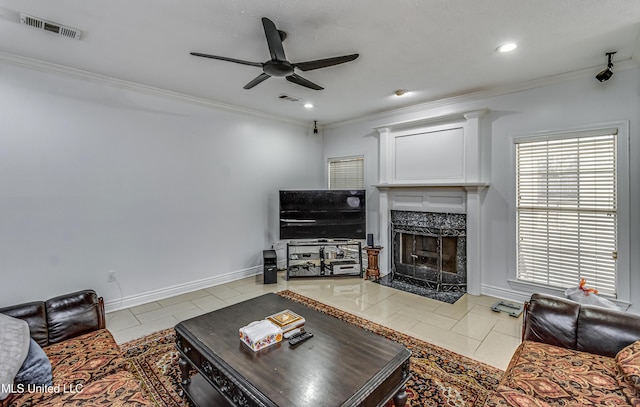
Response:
[293,54,359,71]
[190,52,262,68]
[261,17,286,61]
[286,73,324,90]
[243,73,271,89]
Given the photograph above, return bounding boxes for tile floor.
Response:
[106,272,523,370]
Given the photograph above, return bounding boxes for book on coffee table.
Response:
[266,309,305,333]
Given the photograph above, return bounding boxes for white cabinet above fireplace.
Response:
[374,109,489,187]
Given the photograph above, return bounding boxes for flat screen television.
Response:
[279,190,366,240]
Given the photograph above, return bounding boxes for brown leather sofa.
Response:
[0,290,153,406]
[486,293,640,406]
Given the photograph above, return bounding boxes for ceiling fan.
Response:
[190,17,359,91]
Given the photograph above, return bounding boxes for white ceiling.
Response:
[1,0,639,125]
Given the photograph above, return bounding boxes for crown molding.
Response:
[372,108,489,133]
[325,58,639,129]
[0,51,307,127]
[2,50,637,129]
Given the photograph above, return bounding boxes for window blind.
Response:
[516,132,617,297]
[328,157,364,190]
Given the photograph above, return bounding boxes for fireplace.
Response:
[391,210,466,292]
[374,108,489,296]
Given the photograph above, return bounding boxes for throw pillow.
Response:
[14,338,52,387]
[0,313,30,400]
[616,340,640,393]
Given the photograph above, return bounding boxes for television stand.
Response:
[286,240,363,280]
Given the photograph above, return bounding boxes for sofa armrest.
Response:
[523,293,640,357]
[45,290,106,345]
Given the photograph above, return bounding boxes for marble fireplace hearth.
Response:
[375,274,465,304]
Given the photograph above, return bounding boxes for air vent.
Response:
[278,94,300,102]
[19,13,82,40]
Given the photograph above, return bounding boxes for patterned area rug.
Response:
[121,290,503,406]
[120,328,187,407]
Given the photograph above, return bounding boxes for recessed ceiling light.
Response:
[394,89,409,97]
[496,43,517,53]
[304,103,314,108]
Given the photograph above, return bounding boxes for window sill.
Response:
[507,279,631,311]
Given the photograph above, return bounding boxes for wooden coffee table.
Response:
[175,293,411,407]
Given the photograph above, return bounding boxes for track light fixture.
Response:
[595,52,616,82]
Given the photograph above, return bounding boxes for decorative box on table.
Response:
[239,320,282,351]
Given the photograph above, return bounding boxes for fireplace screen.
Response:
[391,211,466,292]
[400,234,458,274]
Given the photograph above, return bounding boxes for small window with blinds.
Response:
[515,130,618,297]
[328,156,364,190]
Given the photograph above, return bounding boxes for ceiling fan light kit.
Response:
[190,17,359,90]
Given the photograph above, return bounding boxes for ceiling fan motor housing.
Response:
[263,60,294,77]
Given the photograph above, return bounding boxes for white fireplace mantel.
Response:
[374,109,489,296]
[374,182,488,189]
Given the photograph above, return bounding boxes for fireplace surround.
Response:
[391,210,467,292]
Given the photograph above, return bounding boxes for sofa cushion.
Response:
[14,338,52,388]
[484,389,554,406]
[44,329,127,385]
[616,340,640,394]
[0,313,30,401]
[523,294,580,350]
[0,303,48,347]
[618,378,640,407]
[45,290,103,345]
[2,329,128,407]
[577,306,640,358]
[499,340,629,406]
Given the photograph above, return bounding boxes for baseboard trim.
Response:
[481,284,532,305]
[104,266,261,313]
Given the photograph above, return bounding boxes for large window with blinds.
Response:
[515,129,618,297]
[328,156,364,190]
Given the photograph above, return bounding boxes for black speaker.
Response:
[367,233,374,247]
[263,249,277,284]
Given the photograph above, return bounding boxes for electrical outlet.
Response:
[107,271,117,283]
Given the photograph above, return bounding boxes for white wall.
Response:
[0,60,324,309]
[324,67,640,311]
